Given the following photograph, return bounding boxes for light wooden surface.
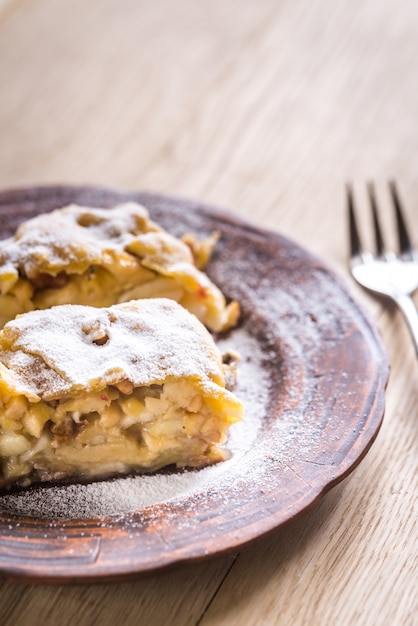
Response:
[0,0,417,624]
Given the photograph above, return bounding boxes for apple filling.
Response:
[0,378,241,489]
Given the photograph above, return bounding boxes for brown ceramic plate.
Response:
[0,185,388,583]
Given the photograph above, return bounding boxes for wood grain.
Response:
[0,0,417,624]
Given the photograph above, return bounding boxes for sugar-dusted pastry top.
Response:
[0,299,230,402]
[0,203,164,278]
[0,203,239,332]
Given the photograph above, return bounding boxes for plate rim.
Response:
[0,184,389,583]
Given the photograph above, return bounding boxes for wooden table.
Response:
[0,0,416,624]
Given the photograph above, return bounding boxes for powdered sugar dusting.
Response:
[0,327,269,520]
[0,299,226,400]
[0,203,165,278]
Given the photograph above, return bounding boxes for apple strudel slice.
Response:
[0,202,239,331]
[0,299,242,491]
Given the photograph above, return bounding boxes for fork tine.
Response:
[347,183,363,257]
[388,181,414,256]
[367,182,385,256]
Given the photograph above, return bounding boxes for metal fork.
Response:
[347,181,418,357]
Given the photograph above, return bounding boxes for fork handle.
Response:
[394,294,418,358]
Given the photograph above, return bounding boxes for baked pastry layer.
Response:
[0,299,242,490]
[0,202,239,331]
